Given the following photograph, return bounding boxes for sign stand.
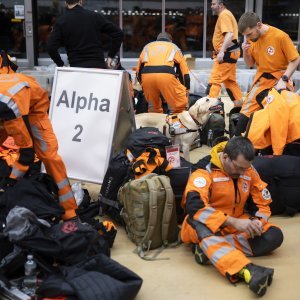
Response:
[48,67,135,184]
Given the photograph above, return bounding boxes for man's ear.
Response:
[256,22,262,29]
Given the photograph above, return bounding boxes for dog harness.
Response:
[166,114,198,137]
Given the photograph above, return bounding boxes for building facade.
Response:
[0,0,299,68]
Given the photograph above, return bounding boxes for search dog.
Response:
[135,96,223,161]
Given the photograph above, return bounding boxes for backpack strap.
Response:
[157,175,175,246]
[136,174,158,259]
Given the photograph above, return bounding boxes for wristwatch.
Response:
[281,75,289,82]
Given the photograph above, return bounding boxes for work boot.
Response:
[192,244,209,265]
[239,263,274,297]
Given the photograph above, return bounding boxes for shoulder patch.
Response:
[193,177,207,188]
[262,188,271,200]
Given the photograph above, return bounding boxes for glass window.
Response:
[0,0,26,58]
[36,0,119,58]
[165,1,204,57]
[122,0,162,58]
[262,0,299,46]
[206,0,245,58]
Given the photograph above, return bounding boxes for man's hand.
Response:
[242,42,251,52]
[275,78,287,91]
[217,51,224,63]
[225,216,263,238]
[106,57,113,69]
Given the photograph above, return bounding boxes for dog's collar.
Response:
[189,112,201,126]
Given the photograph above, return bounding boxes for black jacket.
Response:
[47,5,124,68]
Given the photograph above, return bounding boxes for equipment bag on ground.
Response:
[162,157,192,223]
[200,113,225,147]
[36,253,143,300]
[126,127,172,179]
[99,152,132,225]
[118,174,179,259]
[250,155,300,216]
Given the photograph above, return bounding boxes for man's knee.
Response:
[249,226,284,256]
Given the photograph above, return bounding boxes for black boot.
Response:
[192,244,210,265]
[241,263,274,297]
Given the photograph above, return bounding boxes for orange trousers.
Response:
[29,116,77,220]
[141,73,188,113]
[208,59,243,107]
[181,215,274,277]
[240,77,279,118]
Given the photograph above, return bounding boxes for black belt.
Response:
[261,73,276,80]
[141,65,175,75]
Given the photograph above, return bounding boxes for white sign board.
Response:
[49,67,133,184]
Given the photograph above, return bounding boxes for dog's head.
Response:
[188,96,223,125]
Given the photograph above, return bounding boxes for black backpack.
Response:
[99,152,132,225]
[200,113,225,147]
[126,127,171,159]
[250,155,300,216]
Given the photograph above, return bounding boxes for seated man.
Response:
[181,137,283,297]
[0,50,78,221]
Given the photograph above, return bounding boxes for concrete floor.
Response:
[82,98,300,299]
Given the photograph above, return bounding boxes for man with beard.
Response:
[181,137,283,297]
[207,0,243,108]
[234,12,300,136]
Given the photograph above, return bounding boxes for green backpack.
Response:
[118,174,180,259]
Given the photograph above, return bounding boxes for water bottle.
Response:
[207,129,213,147]
[71,182,84,206]
[23,254,37,293]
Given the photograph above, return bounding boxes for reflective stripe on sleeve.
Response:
[197,206,216,223]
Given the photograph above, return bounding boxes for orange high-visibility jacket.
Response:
[136,40,190,89]
[0,71,77,220]
[182,151,271,234]
[246,89,300,154]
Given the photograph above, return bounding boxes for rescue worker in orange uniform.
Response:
[181,137,283,297]
[136,32,190,113]
[246,88,300,156]
[235,12,300,136]
[207,0,243,107]
[0,50,78,221]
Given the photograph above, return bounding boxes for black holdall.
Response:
[36,253,143,300]
[0,173,64,223]
[251,155,300,216]
[163,157,192,223]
